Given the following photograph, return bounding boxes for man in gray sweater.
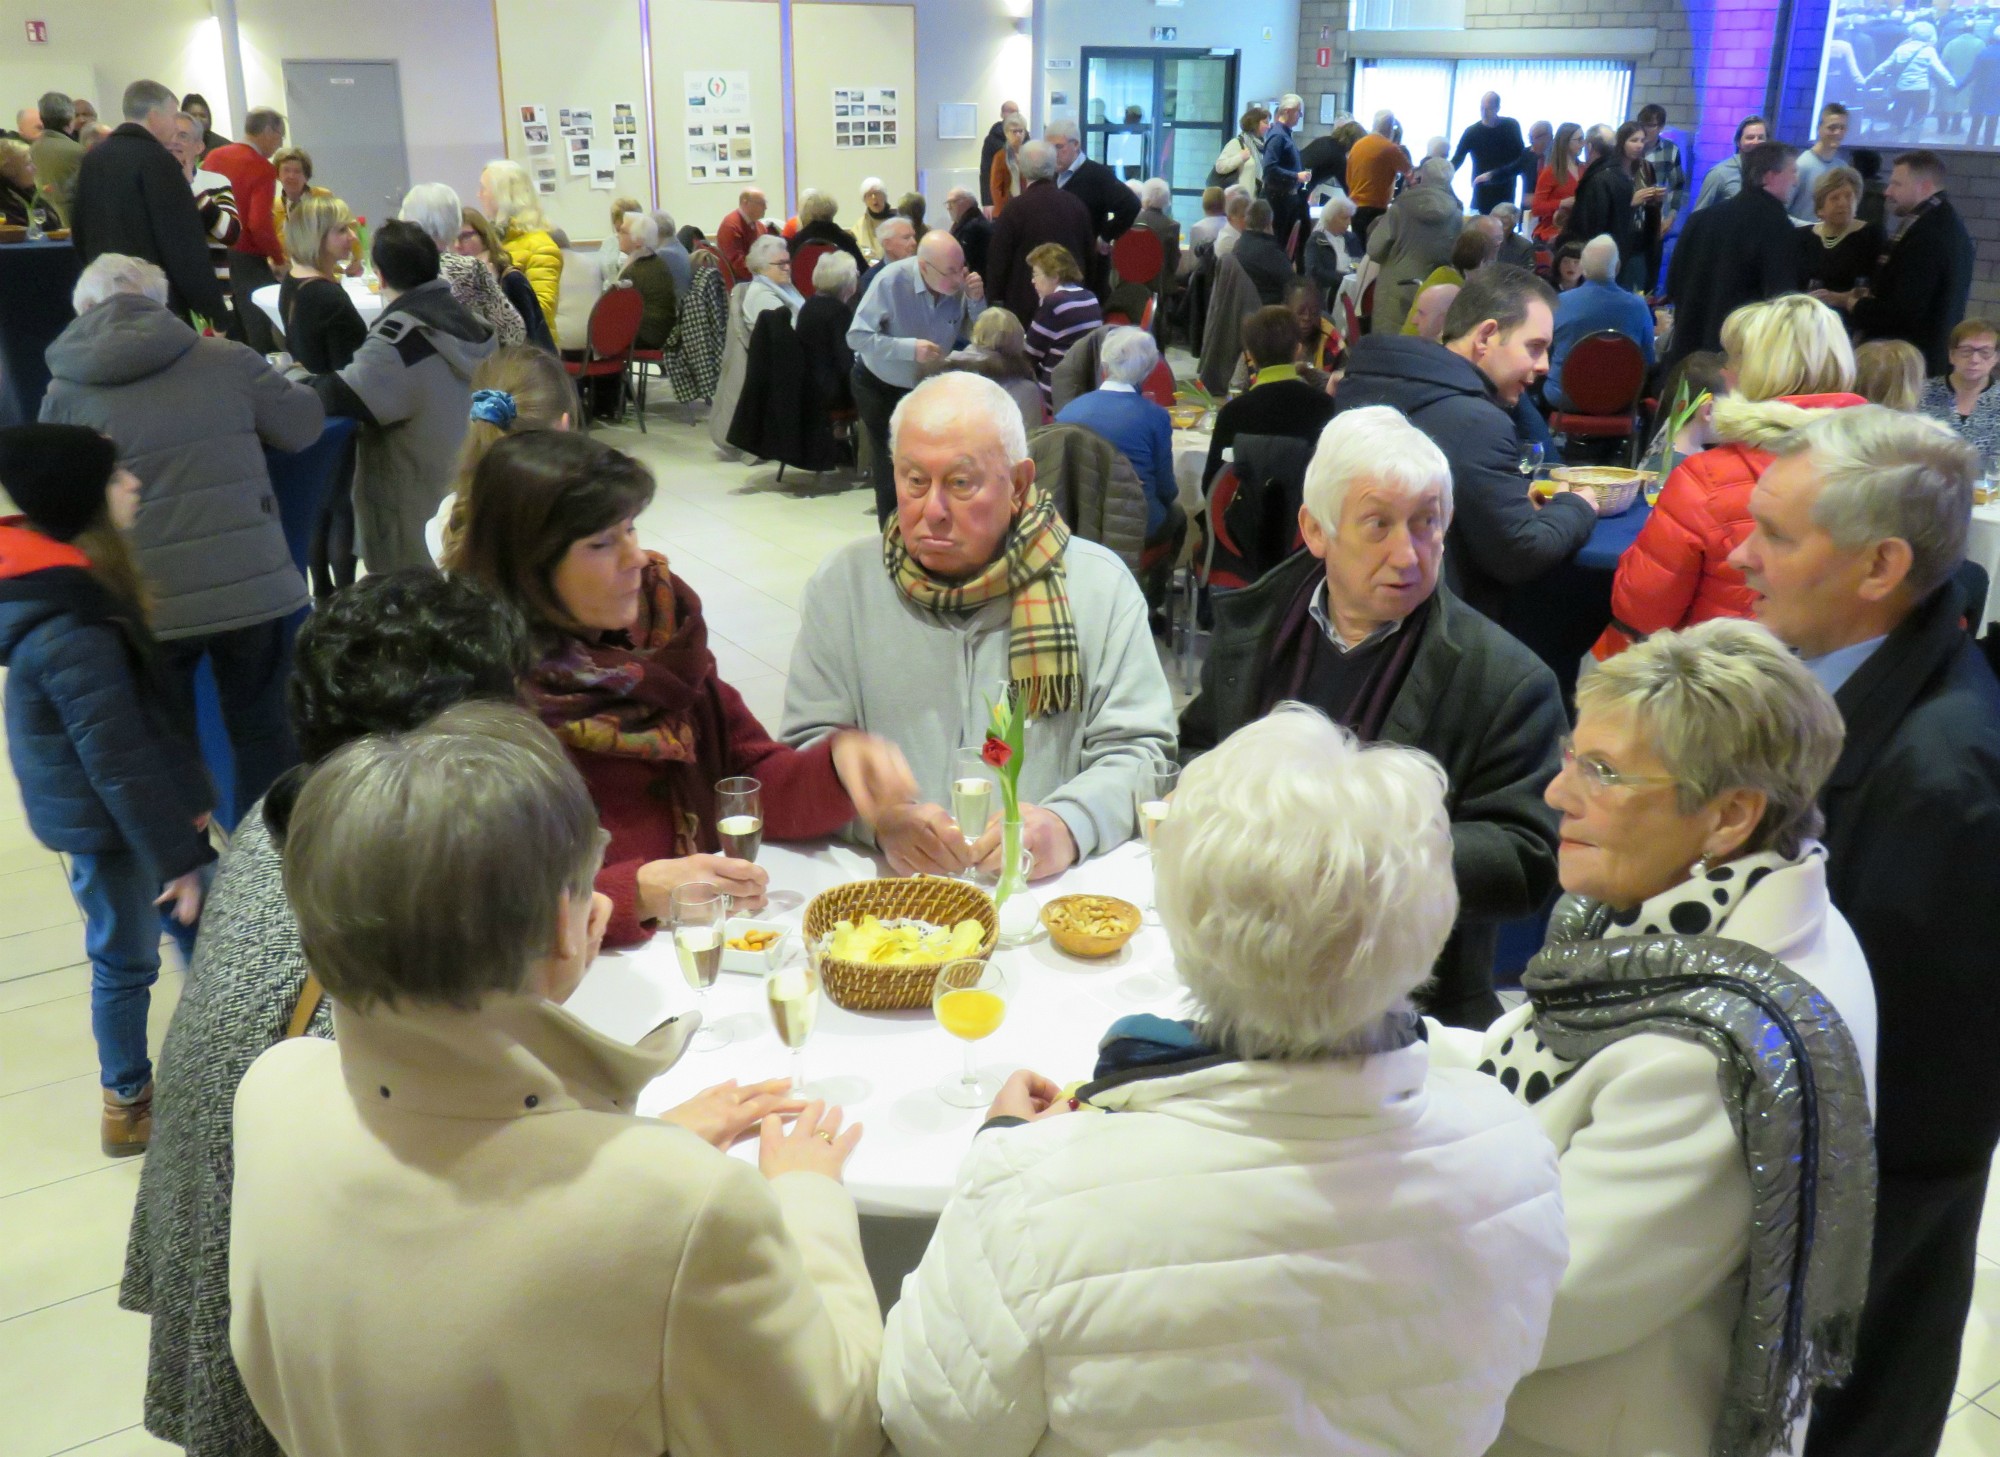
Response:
[781,373,1176,879]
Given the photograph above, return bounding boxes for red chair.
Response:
[792,241,833,298]
[1111,228,1163,288]
[1141,356,1176,407]
[561,286,646,433]
[1548,331,1648,463]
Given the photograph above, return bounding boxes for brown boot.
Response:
[102,1082,152,1158]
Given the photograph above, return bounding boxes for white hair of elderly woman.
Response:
[1320,189,1356,224]
[1417,156,1454,187]
[1139,177,1172,211]
[74,253,168,314]
[1018,139,1059,183]
[1580,234,1619,283]
[398,182,463,249]
[746,233,789,272]
[1425,136,1449,160]
[623,212,660,253]
[1158,705,1458,1056]
[1302,406,1453,535]
[1491,201,1519,227]
[1100,326,1159,388]
[861,175,885,198]
[888,371,1028,466]
[813,248,859,299]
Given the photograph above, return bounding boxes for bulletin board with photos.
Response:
[514,101,644,195]
[833,86,899,150]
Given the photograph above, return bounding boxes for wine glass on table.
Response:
[1133,762,1180,926]
[933,957,1013,1107]
[765,939,822,1094]
[1517,441,1545,482]
[716,776,763,862]
[949,747,997,878]
[670,882,732,1050]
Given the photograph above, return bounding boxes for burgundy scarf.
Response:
[525,553,729,856]
[1260,572,1430,741]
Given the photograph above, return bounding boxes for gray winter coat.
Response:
[310,278,495,573]
[41,293,323,639]
[1366,182,1465,336]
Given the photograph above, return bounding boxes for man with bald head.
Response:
[945,185,990,276]
[1406,282,1459,342]
[847,229,987,522]
[1452,90,1528,214]
[783,372,1175,878]
[716,185,776,286]
[12,106,42,141]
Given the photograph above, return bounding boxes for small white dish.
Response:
[720,918,788,974]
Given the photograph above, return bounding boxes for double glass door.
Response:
[1082,49,1239,234]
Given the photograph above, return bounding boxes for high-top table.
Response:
[561,838,1187,1219]
[0,238,82,426]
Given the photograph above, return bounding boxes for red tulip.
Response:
[981,735,1012,769]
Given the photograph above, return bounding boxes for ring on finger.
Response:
[814,1130,835,1144]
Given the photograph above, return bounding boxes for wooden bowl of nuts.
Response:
[1041,894,1143,959]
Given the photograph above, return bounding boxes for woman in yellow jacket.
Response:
[478,160,563,346]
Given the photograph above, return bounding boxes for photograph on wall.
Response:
[591,157,617,190]
[569,108,594,132]
[519,104,547,128]
[532,158,558,194]
[523,123,548,148]
[568,134,590,158]
[613,103,636,136]
[558,107,573,128]
[883,123,896,144]
[568,136,592,175]
[618,135,638,164]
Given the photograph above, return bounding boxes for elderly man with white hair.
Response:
[878,704,1568,1457]
[847,229,986,523]
[944,184,991,278]
[1045,115,1139,290]
[1055,326,1186,602]
[1545,233,1654,411]
[1214,183,1252,259]
[400,182,526,347]
[1261,92,1312,244]
[1130,175,1181,284]
[988,137,1097,326]
[782,372,1175,879]
[1181,407,1566,1027]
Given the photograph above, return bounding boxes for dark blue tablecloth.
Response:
[0,240,80,427]
[1502,497,1653,706]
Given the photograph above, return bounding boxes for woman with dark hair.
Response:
[179,92,227,155]
[448,431,917,946]
[1531,122,1585,243]
[455,206,555,353]
[1563,123,1657,289]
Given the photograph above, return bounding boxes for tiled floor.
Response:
[2,403,1998,1453]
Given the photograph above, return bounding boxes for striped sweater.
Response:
[1025,282,1103,410]
[189,167,241,290]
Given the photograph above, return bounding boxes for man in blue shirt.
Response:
[1262,94,1310,250]
[846,230,984,523]
[1054,325,1185,609]
[1545,235,1654,411]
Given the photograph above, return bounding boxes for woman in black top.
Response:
[277,194,367,373]
[791,188,867,269]
[1800,164,1887,319]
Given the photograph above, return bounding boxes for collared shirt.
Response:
[1253,363,1301,388]
[1057,151,1084,187]
[1806,634,1886,695]
[1308,579,1408,655]
[845,254,985,389]
[1644,136,1687,218]
[1101,380,1136,394]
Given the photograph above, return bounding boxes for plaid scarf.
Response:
[884,489,1081,718]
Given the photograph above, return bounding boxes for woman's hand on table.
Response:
[662,1078,804,1149]
[969,803,1078,879]
[760,1100,862,1181]
[829,730,920,826]
[986,1070,1073,1125]
[876,800,973,877]
[637,854,768,919]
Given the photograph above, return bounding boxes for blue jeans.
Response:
[157,618,301,825]
[66,849,197,1098]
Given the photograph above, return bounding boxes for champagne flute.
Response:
[950,747,997,876]
[1134,762,1180,925]
[765,941,821,1093]
[716,776,763,862]
[933,957,1012,1107]
[670,882,731,1050]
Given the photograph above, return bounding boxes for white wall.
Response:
[792,3,916,219]
[0,0,226,130]
[1038,0,1302,118]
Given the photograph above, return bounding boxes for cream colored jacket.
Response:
[230,994,885,1457]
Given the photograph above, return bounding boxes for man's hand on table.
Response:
[969,803,1078,879]
[637,854,769,919]
[877,801,973,876]
[830,730,920,827]
[662,1078,804,1149]
[986,1070,1074,1125]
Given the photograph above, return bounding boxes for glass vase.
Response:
[992,818,1042,947]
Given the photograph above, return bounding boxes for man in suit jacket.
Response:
[978,101,1021,209]
[1664,141,1800,364]
[715,188,777,288]
[1726,407,2000,1457]
[945,187,992,279]
[986,140,1097,327]
[69,79,227,327]
[1046,117,1139,295]
[1850,150,1974,377]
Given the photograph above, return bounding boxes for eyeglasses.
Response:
[1558,737,1680,795]
[1953,343,1998,360]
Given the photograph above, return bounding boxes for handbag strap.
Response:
[285,972,324,1040]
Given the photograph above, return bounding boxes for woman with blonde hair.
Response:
[277,193,367,373]
[430,345,578,564]
[942,306,1041,433]
[1595,294,1864,658]
[793,186,866,267]
[1854,338,1925,412]
[478,159,563,345]
[270,147,331,262]
[1799,164,1884,318]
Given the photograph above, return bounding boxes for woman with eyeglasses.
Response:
[1431,618,1877,1457]
[1920,317,2000,467]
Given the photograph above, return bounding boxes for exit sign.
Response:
[24,20,47,43]
[1316,46,1332,67]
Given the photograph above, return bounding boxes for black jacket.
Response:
[792,217,866,272]
[1180,553,1565,1027]
[1563,156,1640,265]
[951,209,993,280]
[1059,158,1140,294]
[728,305,845,472]
[987,179,1098,325]
[979,119,1008,208]
[1665,184,1798,362]
[1823,580,2000,1176]
[70,123,228,324]
[1852,191,1975,376]
[1233,229,1294,306]
[1334,335,1597,621]
[794,292,854,414]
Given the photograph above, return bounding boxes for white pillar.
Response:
[212,0,249,133]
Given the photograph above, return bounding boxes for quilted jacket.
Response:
[1593,392,1867,660]
[502,223,563,347]
[0,523,213,877]
[1026,423,1148,575]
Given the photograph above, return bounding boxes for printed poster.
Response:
[834,87,900,148]
[684,76,754,181]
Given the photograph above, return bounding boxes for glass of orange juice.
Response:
[933,957,1011,1107]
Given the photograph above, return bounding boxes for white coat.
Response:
[879,1039,1570,1457]
[1432,852,1877,1457]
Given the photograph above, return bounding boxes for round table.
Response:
[1171,426,1211,513]
[560,839,1187,1217]
[250,275,384,341]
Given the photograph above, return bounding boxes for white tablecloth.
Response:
[1172,427,1210,512]
[560,839,1188,1217]
[250,276,384,340]
[1967,504,2000,631]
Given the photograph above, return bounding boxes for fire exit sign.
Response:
[1316,46,1332,67]
[24,20,47,43]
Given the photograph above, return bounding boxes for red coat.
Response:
[715,208,775,288]
[1593,392,1867,660]
[1530,166,1579,243]
[203,142,281,265]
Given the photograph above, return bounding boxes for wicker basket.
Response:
[1551,465,1652,517]
[803,877,999,1011]
[1041,894,1142,959]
